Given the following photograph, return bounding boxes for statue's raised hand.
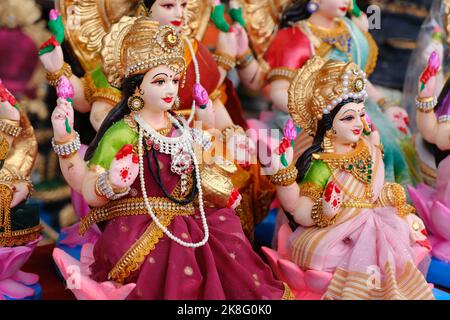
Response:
[108,144,140,191]
[0,80,20,121]
[39,9,65,73]
[322,181,342,219]
[51,98,74,144]
[418,51,440,99]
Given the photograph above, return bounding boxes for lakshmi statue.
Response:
[39,0,275,241]
[0,80,42,299]
[241,0,421,186]
[263,56,434,300]
[408,53,450,283]
[402,0,449,185]
[50,19,292,300]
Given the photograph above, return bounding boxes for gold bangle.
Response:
[213,52,236,72]
[311,198,338,228]
[236,48,254,69]
[299,182,323,202]
[267,67,296,82]
[46,62,73,87]
[221,124,245,141]
[417,108,434,113]
[416,96,435,103]
[0,133,10,161]
[94,175,107,199]
[269,165,298,186]
[377,97,394,111]
[0,119,21,138]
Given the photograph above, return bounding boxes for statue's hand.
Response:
[10,182,30,208]
[39,44,64,73]
[0,81,20,121]
[384,106,410,136]
[226,132,256,168]
[351,12,369,33]
[266,143,294,176]
[418,51,440,99]
[232,24,249,57]
[404,214,431,250]
[216,30,238,59]
[227,187,242,210]
[51,98,74,143]
[322,181,342,219]
[108,144,140,191]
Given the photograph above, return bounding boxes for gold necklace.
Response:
[306,19,352,54]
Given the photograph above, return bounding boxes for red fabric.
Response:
[179,42,220,111]
[179,41,247,129]
[89,129,286,299]
[264,27,312,70]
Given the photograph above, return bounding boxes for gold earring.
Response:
[173,96,180,110]
[128,94,144,112]
[361,117,371,134]
[322,129,335,153]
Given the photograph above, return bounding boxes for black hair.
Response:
[279,0,311,29]
[432,77,450,166]
[295,98,364,182]
[142,0,157,12]
[84,74,145,161]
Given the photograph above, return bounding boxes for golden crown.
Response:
[288,56,368,136]
[101,17,186,88]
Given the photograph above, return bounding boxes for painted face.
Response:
[332,102,365,145]
[317,0,351,19]
[149,0,188,31]
[139,65,180,113]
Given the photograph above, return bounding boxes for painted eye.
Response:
[163,4,174,9]
[153,79,165,86]
[341,116,354,121]
[181,2,187,8]
[173,79,180,85]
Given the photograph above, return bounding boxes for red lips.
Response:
[339,7,348,12]
[171,20,182,27]
[163,97,173,103]
[352,129,361,135]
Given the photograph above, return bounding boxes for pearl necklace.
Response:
[182,35,200,125]
[136,114,209,248]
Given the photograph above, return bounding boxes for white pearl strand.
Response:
[182,35,201,125]
[137,113,209,248]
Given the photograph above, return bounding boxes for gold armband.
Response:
[299,182,323,202]
[0,119,21,138]
[311,198,338,228]
[213,52,236,72]
[46,62,73,87]
[269,165,298,186]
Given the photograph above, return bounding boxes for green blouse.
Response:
[88,119,138,171]
[299,160,332,191]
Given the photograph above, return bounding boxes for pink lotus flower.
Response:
[193,84,209,107]
[53,244,136,300]
[0,238,40,299]
[56,76,74,100]
[283,119,296,141]
[428,51,440,73]
[49,9,60,21]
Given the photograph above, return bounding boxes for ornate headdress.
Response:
[101,17,186,88]
[288,56,368,136]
